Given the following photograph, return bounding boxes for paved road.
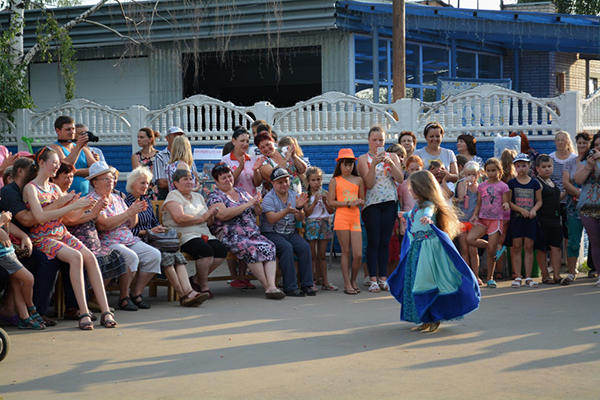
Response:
[0,267,598,399]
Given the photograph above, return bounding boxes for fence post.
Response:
[392,98,419,134]
[248,101,277,126]
[14,108,33,152]
[561,91,581,141]
[129,105,148,154]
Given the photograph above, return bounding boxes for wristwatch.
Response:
[296,206,303,210]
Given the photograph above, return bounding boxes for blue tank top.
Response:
[56,142,89,195]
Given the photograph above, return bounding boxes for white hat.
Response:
[167,126,185,135]
[86,161,116,180]
[513,153,531,163]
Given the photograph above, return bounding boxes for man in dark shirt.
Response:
[0,157,77,325]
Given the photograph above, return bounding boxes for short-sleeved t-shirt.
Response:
[549,151,576,201]
[537,178,560,227]
[413,147,457,169]
[454,180,478,222]
[260,189,297,235]
[0,182,29,233]
[508,177,542,216]
[477,181,509,220]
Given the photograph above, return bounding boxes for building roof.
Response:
[0,0,598,55]
[338,1,600,55]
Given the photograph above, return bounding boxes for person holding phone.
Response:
[357,125,404,293]
[413,122,459,183]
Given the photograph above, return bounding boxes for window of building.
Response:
[353,35,503,102]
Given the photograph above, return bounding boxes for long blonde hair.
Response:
[169,136,194,166]
[500,150,516,183]
[555,131,574,154]
[408,170,461,239]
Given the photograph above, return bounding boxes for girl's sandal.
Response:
[100,311,118,328]
[18,316,45,330]
[487,280,497,288]
[524,278,539,288]
[368,281,381,293]
[321,283,339,291]
[78,313,94,331]
[378,280,390,291]
[511,277,522,288]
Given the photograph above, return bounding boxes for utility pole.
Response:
[392,0,405,102]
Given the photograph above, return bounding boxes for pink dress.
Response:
[26,182,83,259]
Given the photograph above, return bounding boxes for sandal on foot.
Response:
[119,297,139,311]
[487,280,497,288]
[100,311,117,328]
[511,277,522,288]
[18,315,45,330]
[595,278,600,288]
[428,321,441,332]
[588,271,598,279]
[180,291,209,307]
[378,280,389,291]
[27,306,45,326]
[353,286,361,294]
[494,245,507,260]
[265,289,286,300]
[131,294,151,309]
[542,277,556,284]
[368,281,381,293]
[560,277,570,285]
[416,323,431,331]
[524,278,539,288]
[343,288,358,295]
[78,313,94,331]
[477,278,484,287]
[564,274,576,283]
[321,283,339,291]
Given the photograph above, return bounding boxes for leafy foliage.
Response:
[0,16,35,116]
[516,0,600,15]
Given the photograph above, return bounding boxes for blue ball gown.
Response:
[388,202,481,324]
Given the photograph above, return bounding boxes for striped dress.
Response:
[26,182,83,259]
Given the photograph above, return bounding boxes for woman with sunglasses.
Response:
[206,163,283,299]
[22,147,117,330]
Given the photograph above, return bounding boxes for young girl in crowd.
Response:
[467,158,510,288]
[328,149,364,294]
[507,153,543,288]
[304,167,337,291]
[0,211,44,330]
[455,161,482,286]
[385,144,407,275]
[398,156,423,235]
[22,147,118,330]
[535,155,564,284]
[496,149,518,278]
[429,161,454,202]
[387,170,480,332]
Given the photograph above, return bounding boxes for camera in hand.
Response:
[590,149,596,157]
[85,131,99,143]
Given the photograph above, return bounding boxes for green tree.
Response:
[516,0,600,15]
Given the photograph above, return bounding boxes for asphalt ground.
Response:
[0,264,598,399]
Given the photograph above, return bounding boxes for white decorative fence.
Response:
[1,85,597,152]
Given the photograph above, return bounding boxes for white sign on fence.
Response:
[193,148,223,160]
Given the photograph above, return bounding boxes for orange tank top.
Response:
[335,176,360,217]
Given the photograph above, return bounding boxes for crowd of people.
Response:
[0,114,598,332]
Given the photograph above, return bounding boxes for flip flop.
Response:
[487,280,497,288]
[343,289,358,295]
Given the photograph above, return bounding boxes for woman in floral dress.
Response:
[206,163,284,299]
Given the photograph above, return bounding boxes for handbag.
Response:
[144,228,180,253]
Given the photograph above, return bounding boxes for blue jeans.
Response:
[21,249,76,315]
[262,231,313,292]
[362,201,397,279]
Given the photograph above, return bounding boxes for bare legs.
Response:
[162,264,197,298]
[246,260,278,293]
[192,257,224,292]
[458,231,480,281]
[337,230,362,292]
[537,246,562,282]
[467,225,500,283]
[309,239,330,288]
[511,237,535,280]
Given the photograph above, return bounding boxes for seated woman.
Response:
[206,163,284,299]
[125,166,209,307]
[22,148,117,330]
[88,161,162,311]
[162,169,227,298]
[55,162,127,299]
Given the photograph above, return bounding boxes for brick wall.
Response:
[503,2,556,13]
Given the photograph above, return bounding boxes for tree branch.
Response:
[80,18,141,45]
[22,0,110,66]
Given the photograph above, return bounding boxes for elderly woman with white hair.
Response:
[125,166,209,307]
[88,161,162,311]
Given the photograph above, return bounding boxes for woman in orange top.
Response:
[328,149,365,294]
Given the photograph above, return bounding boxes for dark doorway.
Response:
[183,47,322,107]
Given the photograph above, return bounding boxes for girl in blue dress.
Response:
[388,170,480,332]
